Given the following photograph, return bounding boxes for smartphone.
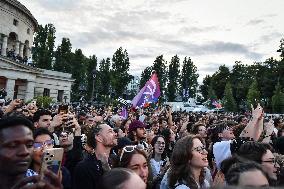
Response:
[58,105,68,114]
[40,148,64,179]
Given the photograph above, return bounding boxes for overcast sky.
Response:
[20,0,284,82]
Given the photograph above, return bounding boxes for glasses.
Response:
[192,146,207,154]
[33,139,54,149]
[59,131,73,137]
[119,145,145,161]
[155,141,165,146]
[262,159,278,167]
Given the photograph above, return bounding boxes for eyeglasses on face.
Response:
[262,159,279,167]
[33,139,54,149]
[192,146,207,154]
[155,141,165,146]
[119,145,145,161]
[59,131,72,137]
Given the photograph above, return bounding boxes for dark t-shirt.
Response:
[73,153,104,189]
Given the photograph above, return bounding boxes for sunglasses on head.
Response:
[119,144,145,162]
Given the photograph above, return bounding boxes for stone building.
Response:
[0,0,74,102]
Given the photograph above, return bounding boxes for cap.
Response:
[129,120,146,132]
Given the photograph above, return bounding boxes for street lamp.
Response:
[91,69,96,102]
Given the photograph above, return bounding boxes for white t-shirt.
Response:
[213,140,232,170]
[150,158,164,177]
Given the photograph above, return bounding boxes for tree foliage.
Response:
[272,82,284,113]
[53,38,72,73]
[110,47,132,97]
[86,55,98,100]
[247,80,261,107]
[211,65,230,99]
[98,58,111,96]
[167,55,180,101]
[70,49,87,100]
[180,57,199,99]
[223,81,237,112]
[33,24,56,69]
[152,55,167,100]
[140,66,152,89]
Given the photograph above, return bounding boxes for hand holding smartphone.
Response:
[40,148,64,180]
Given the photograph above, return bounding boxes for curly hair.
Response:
[168,135,205,189]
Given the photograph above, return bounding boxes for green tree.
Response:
[33,24,56,69]
[247,80,261,107]
[167,55,180,101]
[140,66,152,89]
[200,75,212,101]
[70,49,87,100]
[110,47,132,97]
[98,58,111,96]
[152,55,167,100]
[208,83,217,100]
[230,61,253,110]
[277,38,284,60]
[223,81,237,112]
[272,82,284,113]
[211,65,230,99]
[86,55,98,100]
[53,38,72,73]
[180,57,199,99]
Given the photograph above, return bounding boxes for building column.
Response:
[19,43,24,58]
[15,41,20,55]
[5,78,16,100]
[1,35,8,56]
[27,47,31,58]
[25,80,35,101]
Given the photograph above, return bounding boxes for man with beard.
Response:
[128,120,148,149]
[73,123,118,189]
[0,116,62,189]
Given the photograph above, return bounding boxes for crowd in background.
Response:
[0,98,284,189]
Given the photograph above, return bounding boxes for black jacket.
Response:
[73,153,104,189]
[63,136,83,179]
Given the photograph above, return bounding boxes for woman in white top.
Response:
[150,135,167,177]
[168,135,210,189]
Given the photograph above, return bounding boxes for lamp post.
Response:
[91,69,96,102]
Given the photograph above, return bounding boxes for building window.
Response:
[13,19,18,26]
[57,90,64,102]
[43,88,50,97]
[27,28,30,34]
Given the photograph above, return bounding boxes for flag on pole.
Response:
[117,97,128,106]
[119,106,128,119]
[132,73,160,108]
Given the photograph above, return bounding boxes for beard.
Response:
[102,137,117,147]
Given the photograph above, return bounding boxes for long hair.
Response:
[119,148,148,168]
[168,135,205,189]
[118,148,153,187]
[151,135,167,160]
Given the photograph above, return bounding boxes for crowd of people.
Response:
[0,48,32,65]
[0,98,284,189]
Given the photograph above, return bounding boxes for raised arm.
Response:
[240,103,264,141]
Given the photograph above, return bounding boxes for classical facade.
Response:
[0,0,74,102]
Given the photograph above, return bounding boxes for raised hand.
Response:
[264,118,274,136]
[12,170,62,189]
[251,103,263,120]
